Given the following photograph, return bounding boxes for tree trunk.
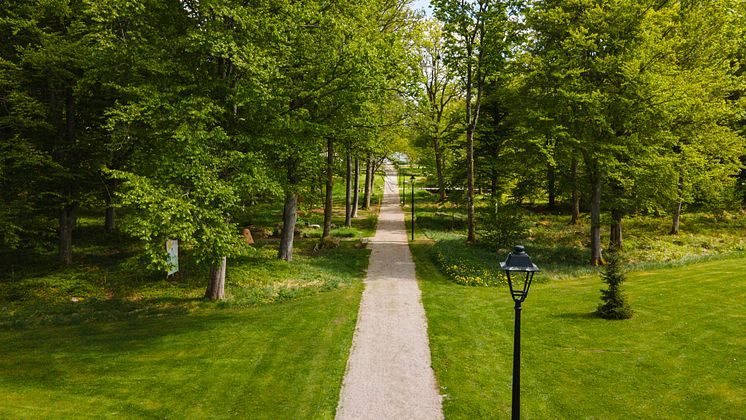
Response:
[105,206,116,233]
[491,167,498,200]
[670,176,684,235]
[278,191,298,261]
[434,137,446,201]
[279,159,299,261]
[104,180,118,233]
[570,157,580,225]
[589,172,603,265]
[344,148,352,227]
[368,160,375,202]
[363,153,373,209]
[352,157,360,218]
[205,256,227,300]
[670,201,683,235]
[322,138,334,239]
[466,128,476,243]
[59,89,78,266]
[610,209,623,250]
[59,202,79,266]
[547,164,556,211]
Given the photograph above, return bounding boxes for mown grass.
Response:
[0,285,362,418]
[0,173,385,417]
[412,242,745,418]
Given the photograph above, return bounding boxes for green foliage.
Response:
[414,189,746,280]
[432,242,505,286]
[596,250,633,320]
[475,201,529,249]
[0,213,373,326]
[432,240,507,286]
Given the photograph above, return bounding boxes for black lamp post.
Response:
[410,174,415,241]
[500,245,540,420]
[399,170,404,204]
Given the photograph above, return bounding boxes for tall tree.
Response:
[525,0,685,264]
[664,0,745,234]
[0,0,113,265]
[262,0,413,261]
[433,0,511,243]
[99,0,274,299]
[416,19,462,201]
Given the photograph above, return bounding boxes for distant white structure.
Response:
[391,152,410,163]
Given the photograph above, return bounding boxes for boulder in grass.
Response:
[315,236,341,252]
[241,228,254,244]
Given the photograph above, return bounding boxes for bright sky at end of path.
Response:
[411,0,433,16]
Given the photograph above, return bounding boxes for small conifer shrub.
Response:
[596,250,633,320]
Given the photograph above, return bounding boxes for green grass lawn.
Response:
[0,283,362,418]
[0,173,386,417]
[412,242,745,419]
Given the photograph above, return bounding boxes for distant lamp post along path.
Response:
[336,165,443,420]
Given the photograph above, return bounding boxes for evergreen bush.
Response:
[596,249,634,320]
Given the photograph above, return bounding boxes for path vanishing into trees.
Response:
[336,166,443,420]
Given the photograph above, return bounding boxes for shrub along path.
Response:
[336,165,443,419]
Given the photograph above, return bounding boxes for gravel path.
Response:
[336,166,443,420]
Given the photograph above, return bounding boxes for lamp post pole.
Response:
[399,170,403,204]
[410,174,415,241]
[500,245,539,420]
[512,299,522,420]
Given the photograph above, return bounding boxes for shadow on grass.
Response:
[1,295,205,330]
[0,307,246,396]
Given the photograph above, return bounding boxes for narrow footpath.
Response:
[336,166,443,420]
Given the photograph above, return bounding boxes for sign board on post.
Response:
[166,239,179,276]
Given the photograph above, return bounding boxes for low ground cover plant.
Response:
[413,191,746,282]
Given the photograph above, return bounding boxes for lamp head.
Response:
[500,245,540,303]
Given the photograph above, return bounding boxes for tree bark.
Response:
[344,147,352,227]
[670,201,683,235]
[363,153,373,209]
[670,176,684,235]
[491,166,498,200]
[610,209,623,250]
[205,256,227,300]
[59,202,79,266]
[322,138,334,239]
[59,88,78,266]
[278,159,299,261]
[547,164,556,211]
[105,206,116,233]
[368,159,375,203]
[352,157,360,218]
[570,157,580,225]
[466,128,476,243]
[434,137,446,201]
[589,172,603,265]
[278,191,298,261]
[104,180,118,233]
